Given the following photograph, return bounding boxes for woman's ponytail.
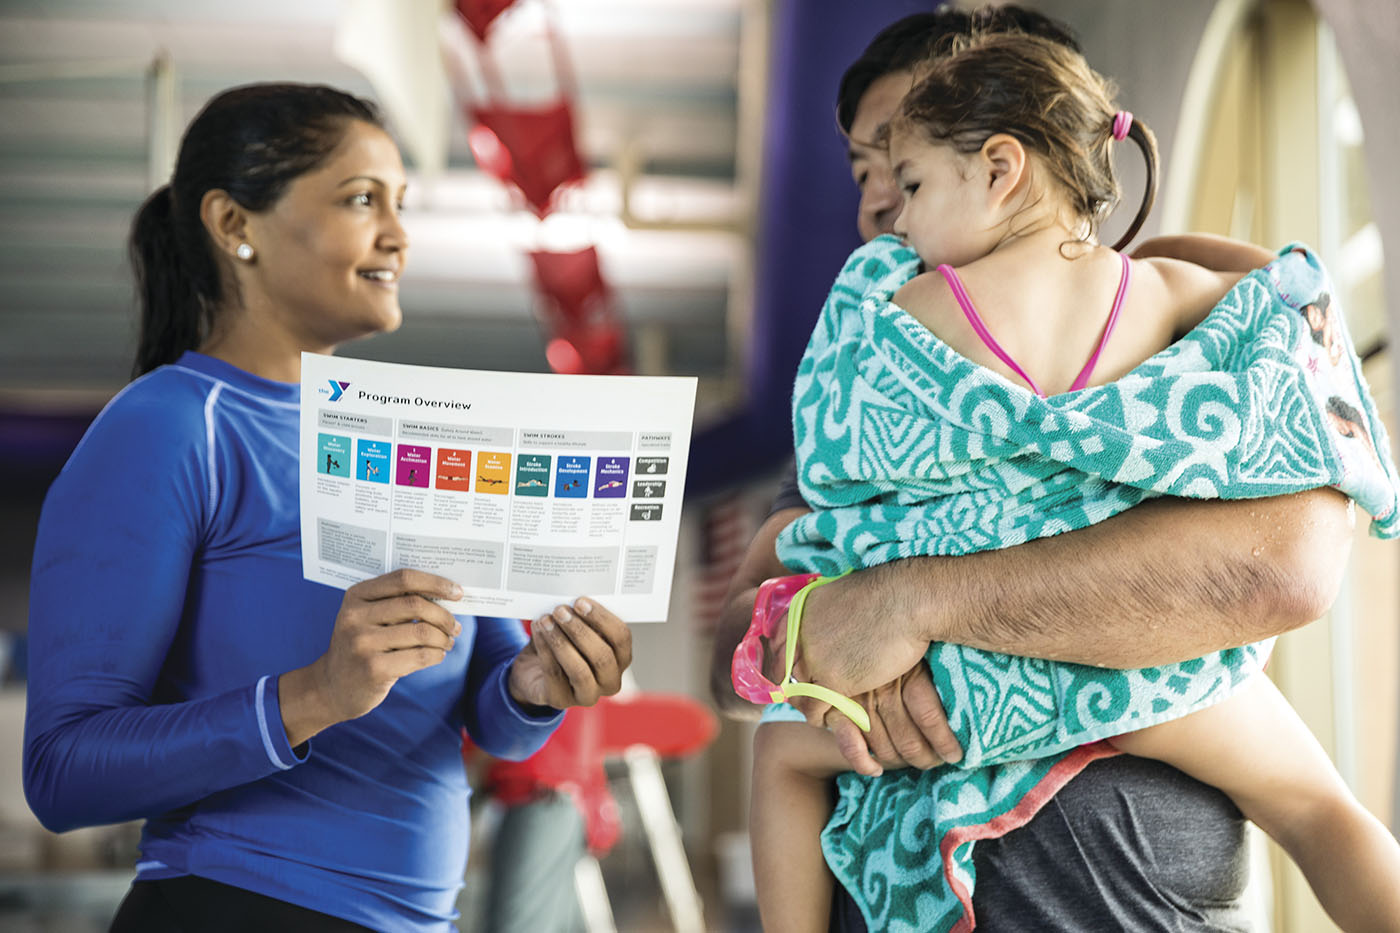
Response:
[124,83,384,379]
[128,185,212,377]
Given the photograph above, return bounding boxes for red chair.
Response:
[479,690,718,856]
[468,670,718,931]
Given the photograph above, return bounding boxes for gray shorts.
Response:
[832,754,1250,931]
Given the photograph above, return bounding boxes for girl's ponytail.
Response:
[128,185,212,377]
[1109,115,1160,253]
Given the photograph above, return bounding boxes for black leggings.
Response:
[110,875,376,933]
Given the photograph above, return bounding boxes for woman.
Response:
[23,83,631,932]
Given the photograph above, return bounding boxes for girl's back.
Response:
[892,242,1244,397]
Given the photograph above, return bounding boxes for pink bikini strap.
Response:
[935,264,1045,397]
[935,253,1133,397]
[1068,252,1132,391]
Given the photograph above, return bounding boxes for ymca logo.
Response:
[328,380,350,402]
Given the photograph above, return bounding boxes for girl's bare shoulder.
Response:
[1135,256,1246,336]
[890,266,959,324]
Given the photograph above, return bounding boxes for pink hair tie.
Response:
[1112,110,1134,141]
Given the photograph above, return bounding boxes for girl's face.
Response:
[888,131,993,268]
[242,120,409,350]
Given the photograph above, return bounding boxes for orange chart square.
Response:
[435,448,472,491]
[475,451,512,494]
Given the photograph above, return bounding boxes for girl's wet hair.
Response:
[128,83,383,377]
[893,32,1159,252]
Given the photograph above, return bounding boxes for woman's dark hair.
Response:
[893,32,1159,252]
[836,4,1080,136]
[128,83,383,377]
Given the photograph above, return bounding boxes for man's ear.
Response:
[199,189,252,260]
[979,134,1028,210]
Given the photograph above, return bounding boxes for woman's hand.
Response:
[280,569,464,746]
[508,598,633,710]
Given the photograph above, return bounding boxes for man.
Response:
[709,8,1353,929]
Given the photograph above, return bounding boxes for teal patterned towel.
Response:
[772,236,1400,932]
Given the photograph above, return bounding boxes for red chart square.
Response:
[436,448,473,491]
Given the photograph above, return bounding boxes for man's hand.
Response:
[793,660,962,776]
[787,563,933,702]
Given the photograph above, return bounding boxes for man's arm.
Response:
[791,489,1355,701]
[1133,233,1274,272]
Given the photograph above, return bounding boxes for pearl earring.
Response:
[236,243,255,261]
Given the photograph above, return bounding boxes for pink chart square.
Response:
[396,444,431,487]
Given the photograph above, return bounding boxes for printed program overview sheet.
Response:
[300,353,697,621]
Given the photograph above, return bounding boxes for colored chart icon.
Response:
[318,433,351,477]
[476,451,512,494]
[515,454,551,497]
[594,456,630,498]
[436,448,472,492]
[555,454,591,498]
[633,478,665,498]
[396,444,431,487]
[357,439,391,484]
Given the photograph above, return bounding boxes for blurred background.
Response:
[0,0,1397,930]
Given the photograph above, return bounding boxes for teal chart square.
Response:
[318,433,351,477]
[516,454,551,497]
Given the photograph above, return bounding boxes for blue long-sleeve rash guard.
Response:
[24,351,562,931]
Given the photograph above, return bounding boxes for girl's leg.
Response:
[1110,675,1400,933]
[751,721,853,933]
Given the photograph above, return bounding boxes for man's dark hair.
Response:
[836,4,1081,136]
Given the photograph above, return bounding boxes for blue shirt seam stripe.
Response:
[203,382,223,515]
[255,675,293,770]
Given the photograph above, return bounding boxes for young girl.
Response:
[746,33,1400,933]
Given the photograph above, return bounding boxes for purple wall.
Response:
[687,0,938,496]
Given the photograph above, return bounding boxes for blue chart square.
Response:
[357,439,391,484]
[554,454,591,498]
